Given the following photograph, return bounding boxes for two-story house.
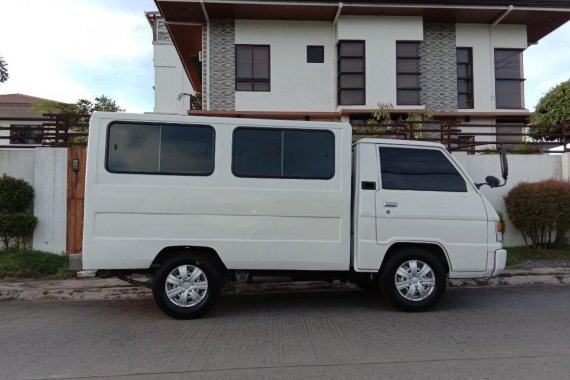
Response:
[147,0,569,144]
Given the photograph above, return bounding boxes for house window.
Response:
[9,125,43,145]
[396,42,421,105]
[338,40,365,105]
[235,45,270,92]
[106,122,215,176]
[379,147,466,192]
[232,128,335,179]
[307,45,324,63]
[495,49,525,109]
[457,48,474,109]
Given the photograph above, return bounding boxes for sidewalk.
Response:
[1,268,569,302]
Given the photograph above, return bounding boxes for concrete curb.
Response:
[1,268,569,303]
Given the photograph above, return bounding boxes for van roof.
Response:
[92,112,351,130]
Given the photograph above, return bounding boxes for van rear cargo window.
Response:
[232,128,334,179]
[379,147,466,192]
[106,122,214,176]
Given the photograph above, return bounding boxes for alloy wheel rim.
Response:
[165,265,208,307]
[394,260,435,301]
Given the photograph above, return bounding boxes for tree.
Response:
[31,95,125,146]
[32,95,125,116]
[0,55,8,83]
[529,79,570,142]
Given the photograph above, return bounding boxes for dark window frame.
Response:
[494,48,525,109]
[235,44,271,92]
[396,41,421,106]
[232,127,336,180]
[457,47,474,109]
[378,146,467,193]
[337,40,366,106]
[105,121,216,176]
[307,45,325,63]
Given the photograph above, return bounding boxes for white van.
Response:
[83,112,507,319]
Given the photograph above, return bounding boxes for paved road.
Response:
[1,286,569,380]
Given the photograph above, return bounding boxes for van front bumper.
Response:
[492,249,507,277]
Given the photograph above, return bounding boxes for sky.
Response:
[0,0,568,113]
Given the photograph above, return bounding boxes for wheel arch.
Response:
[379,242,450,275]
[150,246,228,273]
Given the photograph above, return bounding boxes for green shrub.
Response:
[0,250,73,279]
[505,180,570,247]
[0,174,34,213]
[0,213,38,249]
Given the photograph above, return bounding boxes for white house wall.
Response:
[235,20,335,112]
[153,43,193,115]
[456,24,528,113]
[336,16,424,110]
[153,18,530,115]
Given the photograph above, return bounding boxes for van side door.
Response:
[374,145,488,273]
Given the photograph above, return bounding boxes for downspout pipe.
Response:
[490,5,514,119]
[491,5,514,29]
[333,2,343,111]
[200,0,210,111]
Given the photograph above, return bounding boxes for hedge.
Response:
[505,180,570,247]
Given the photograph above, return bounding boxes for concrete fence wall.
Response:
[0,148,67,253]
[0,147,568,252]
[455,152,569,246]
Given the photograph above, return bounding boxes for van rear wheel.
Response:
[380,248,446,312]
[152,254,221,319]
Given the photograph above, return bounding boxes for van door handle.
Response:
[383,202,398,208]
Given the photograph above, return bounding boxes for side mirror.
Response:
[500,148,509,181]
[485,176,501,188]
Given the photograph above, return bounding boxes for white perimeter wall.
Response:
[1,146,568,251]
[456,24,527,113]
[455,153,566,246]
[235,20,335,112]
[0,148,67,253]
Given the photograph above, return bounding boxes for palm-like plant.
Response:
[0,55,8,83]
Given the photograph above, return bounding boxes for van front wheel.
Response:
[152,254,221,319]
[380,248,446,312]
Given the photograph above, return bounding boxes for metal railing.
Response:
[1,115,568,153]
[353,121,570,153]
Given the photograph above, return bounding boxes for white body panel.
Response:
[83,113,504,279]
[83,113,352,271]
[351,139,500,277]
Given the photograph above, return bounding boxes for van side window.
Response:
[232,128,334,179]
[379,147,467,192]
[106,122,215,176]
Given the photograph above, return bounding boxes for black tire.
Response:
[152,253,222,319]
[380,247,447,312]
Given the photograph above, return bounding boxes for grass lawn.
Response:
[0,250,75,280]
[506,245,570,266]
